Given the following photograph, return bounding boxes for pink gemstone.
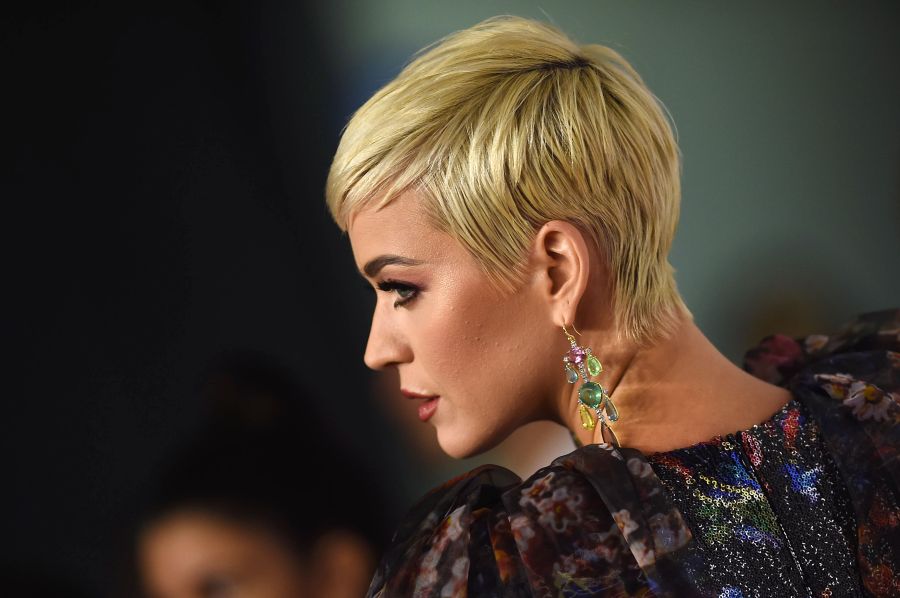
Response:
[568,346,585,364]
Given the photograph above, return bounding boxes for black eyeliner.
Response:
[377,279,420,308]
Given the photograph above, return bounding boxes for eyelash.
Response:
[364,280,420,308]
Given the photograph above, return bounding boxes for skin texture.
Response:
[349,191,792,457]
[139,511,374,598]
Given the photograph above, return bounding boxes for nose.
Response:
[363,303,411,370]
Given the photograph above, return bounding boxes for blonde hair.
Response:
[326,16,689,343]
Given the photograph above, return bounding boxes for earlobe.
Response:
[532,220,592,324]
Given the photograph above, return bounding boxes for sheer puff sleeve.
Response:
[367,443,698,597]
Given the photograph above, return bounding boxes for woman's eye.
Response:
[376,280,419,307]
[395,286,415,299]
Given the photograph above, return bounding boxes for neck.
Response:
[562,312,792,453]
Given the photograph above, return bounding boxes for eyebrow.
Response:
[362,254,425,278]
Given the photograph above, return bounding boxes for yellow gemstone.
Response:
[579,404,595,430]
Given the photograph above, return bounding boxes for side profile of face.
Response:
[348,191,569,458]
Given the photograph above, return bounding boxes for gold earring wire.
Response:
[562,322,582,342]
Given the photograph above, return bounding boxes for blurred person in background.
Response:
[135,353,387,598]
[326,15,899,597]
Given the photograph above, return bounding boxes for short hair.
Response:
[326,16,689,343]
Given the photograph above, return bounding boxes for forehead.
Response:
[347,191,448,265]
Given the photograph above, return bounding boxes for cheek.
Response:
[418,283,557,416]
[412,303,483,392]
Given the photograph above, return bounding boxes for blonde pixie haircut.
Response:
[327,16,689,344]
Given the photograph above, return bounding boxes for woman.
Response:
[326,16,899,597]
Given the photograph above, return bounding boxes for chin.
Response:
[435,426,506,460]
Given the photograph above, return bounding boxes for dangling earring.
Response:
[562,324,619,446]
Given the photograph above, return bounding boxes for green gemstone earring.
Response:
[562,324,619,445]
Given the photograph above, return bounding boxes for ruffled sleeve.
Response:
[368,443,698,597]
[745,308,900,596]
[778,310,900,596]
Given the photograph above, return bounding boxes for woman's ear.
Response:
[530,220,592,325]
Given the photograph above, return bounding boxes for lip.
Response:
[401,389,440,422]
[401,388,439,400]
[416,397,440,422]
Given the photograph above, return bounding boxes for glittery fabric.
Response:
[648,399,864,597]
[367,309,900,597]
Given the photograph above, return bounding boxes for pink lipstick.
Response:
[416,397,439,421]
[401,389,440,422]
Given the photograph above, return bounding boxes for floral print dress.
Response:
[367,309,900,597]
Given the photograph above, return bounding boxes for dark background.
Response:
[5,1,899,596]
[5,2,413,594]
